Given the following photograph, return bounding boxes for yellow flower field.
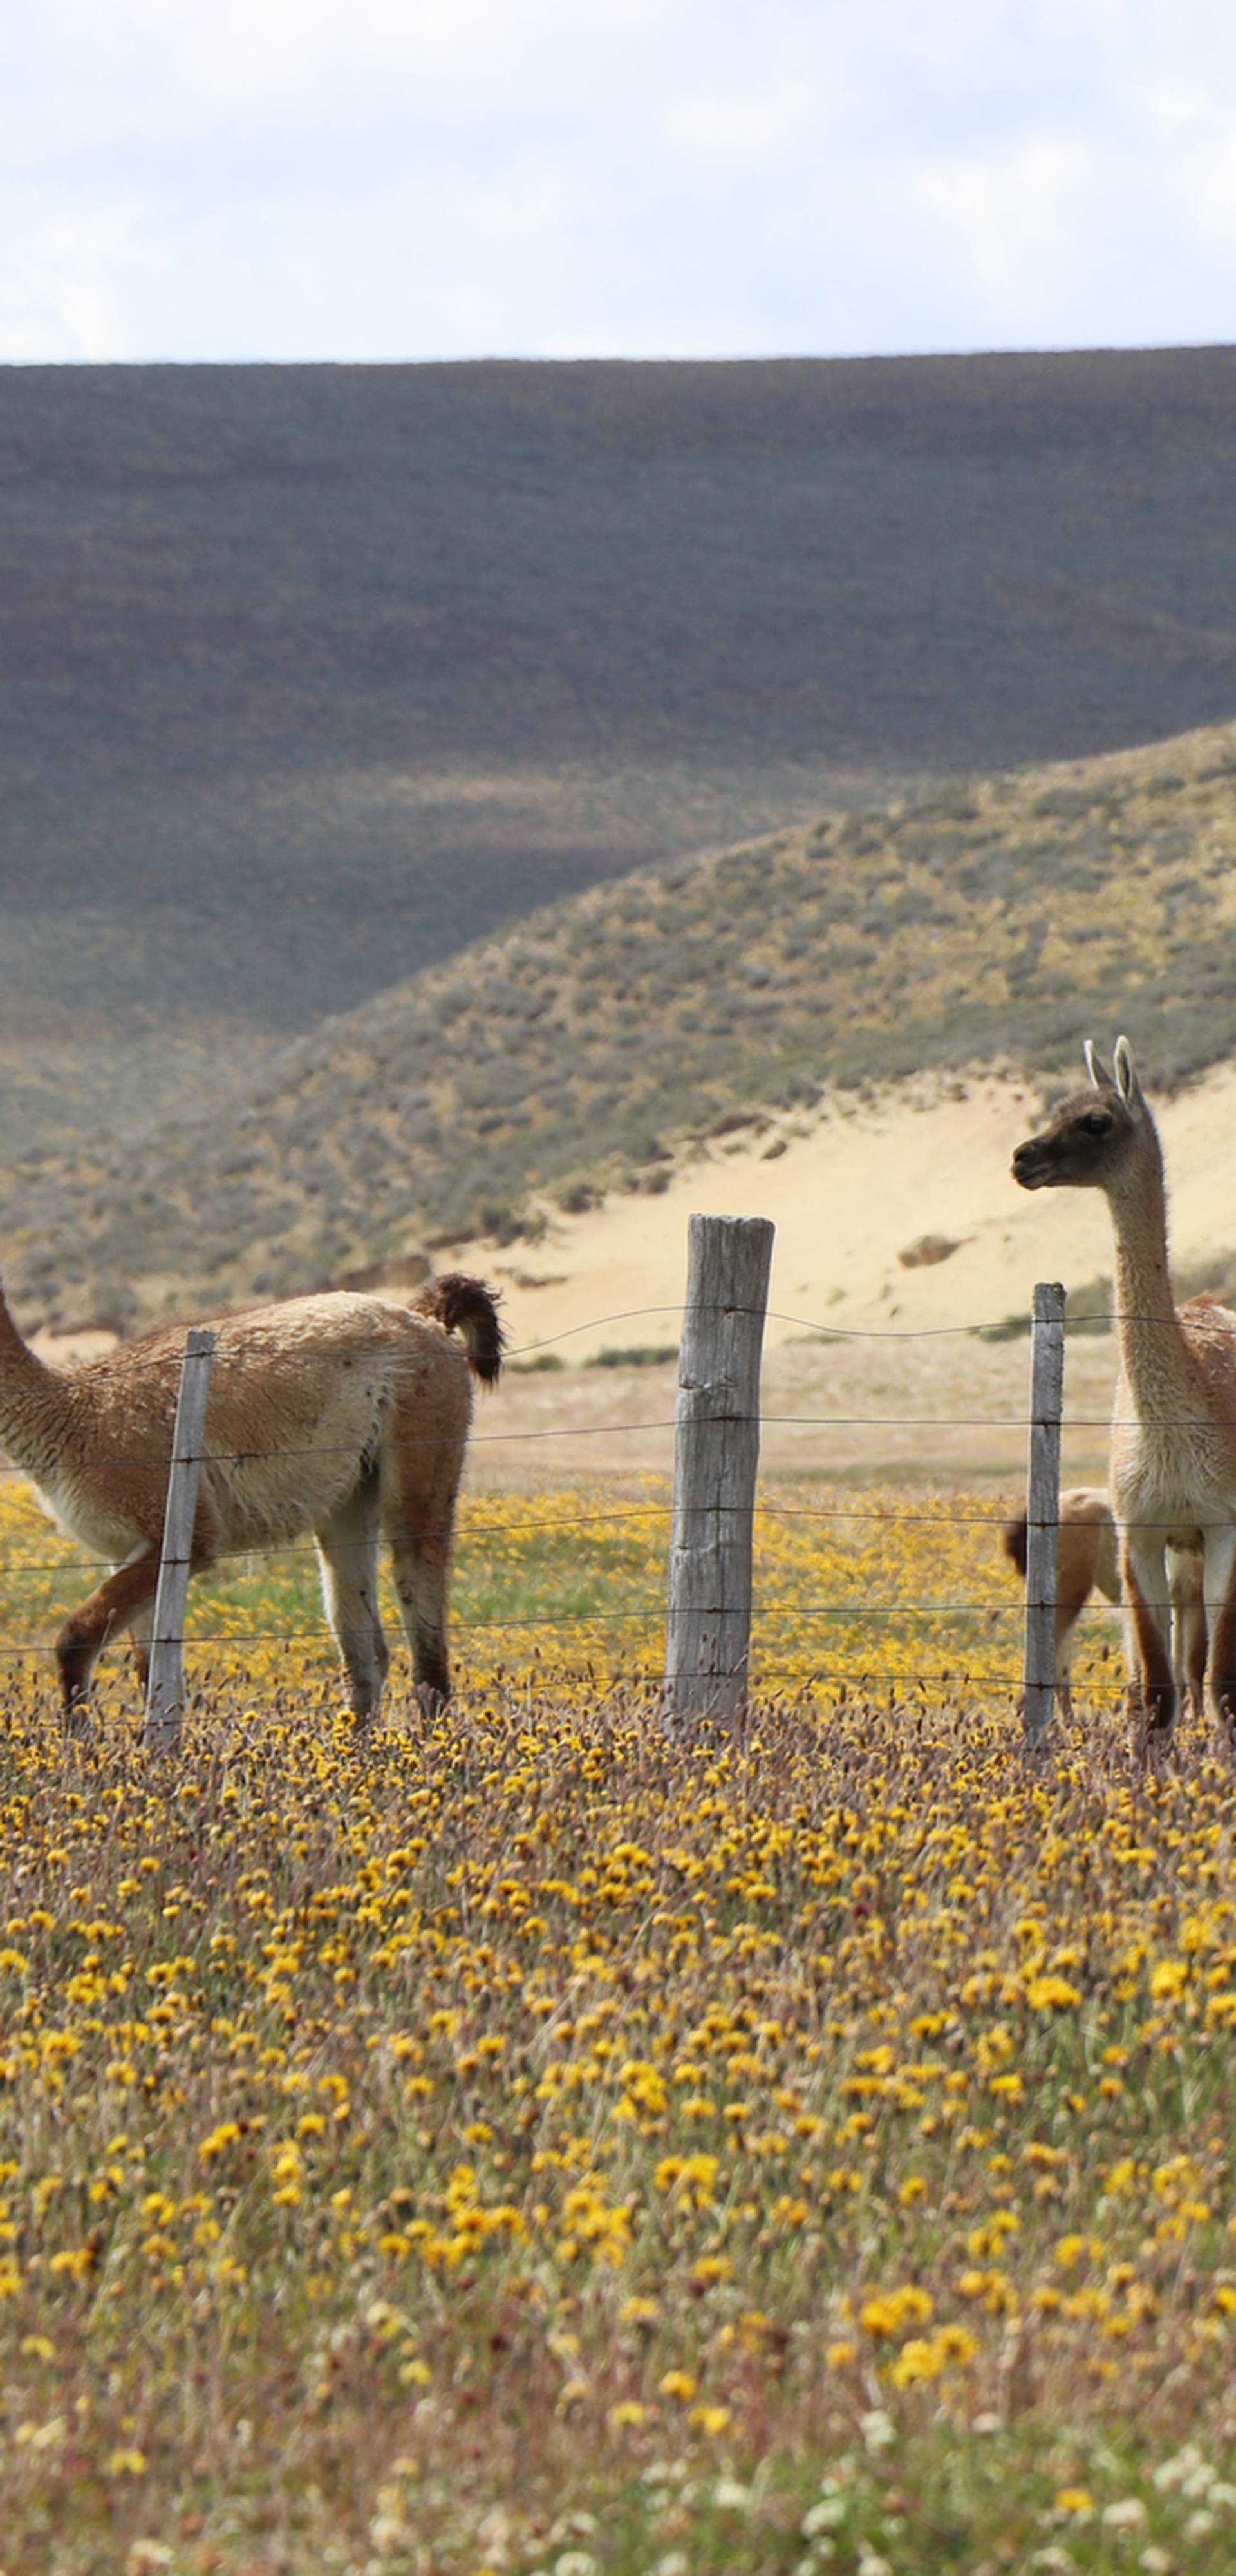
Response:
[1,1477,1233,2573]
[0,1473,1124,1708]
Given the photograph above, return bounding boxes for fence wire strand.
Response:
[0,1285,1176,1709]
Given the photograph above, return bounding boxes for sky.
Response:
[3,0,1236,366]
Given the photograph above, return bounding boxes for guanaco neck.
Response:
[1105,1117,1202,1422]
[0,1286,80,1485]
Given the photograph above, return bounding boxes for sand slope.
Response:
[454,1061,1236,1367]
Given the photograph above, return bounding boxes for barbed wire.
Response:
[0,1598,1041,1633]
[0,1497,1226,1589]
[0,1649,1134,1701]
[1,1398,1228,1481]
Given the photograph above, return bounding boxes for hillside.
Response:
[7,713,1236,1332]
[7,349,1236,1150]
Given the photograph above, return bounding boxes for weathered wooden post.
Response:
[1021,1280,1065,1747]
[143,1327,216,1757]
[664,1213,775,1732]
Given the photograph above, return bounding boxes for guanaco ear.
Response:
[1112,1034,1143,1112]
[1083,1039,1109,1090]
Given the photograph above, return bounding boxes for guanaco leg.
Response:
[57,1555,163,1720]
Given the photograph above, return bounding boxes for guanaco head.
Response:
[1011,1036,1148,1196]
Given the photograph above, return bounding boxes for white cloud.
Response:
[1138,87,1236,258]
[663,80,827,167]
[917,135,1095,319]
[5,0,689,141]
[0,200,165,364]
[3,0,1236,361]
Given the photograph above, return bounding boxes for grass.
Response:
[8,1479,1236,2568]
[0,1476,1053,1703]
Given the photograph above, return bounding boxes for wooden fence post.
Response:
[664,1213,775,1732]
[1022,1280,1065,1747]
[143,1327,216,1757]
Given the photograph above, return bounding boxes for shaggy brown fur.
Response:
[0,1271,503,1722]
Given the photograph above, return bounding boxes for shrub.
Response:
[586,1343,679,1368]
[1064,1274,1114,1336]
[974,1311,1031,1343]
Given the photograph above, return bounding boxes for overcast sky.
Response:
[4,0,1235,366]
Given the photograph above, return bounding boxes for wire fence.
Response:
[0,1282,1157,1708]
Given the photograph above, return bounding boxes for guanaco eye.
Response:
[1080,1112,1110,1135]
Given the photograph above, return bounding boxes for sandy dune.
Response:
[456,1059,1236,1366]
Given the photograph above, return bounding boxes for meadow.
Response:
[2,1477,1236,2574]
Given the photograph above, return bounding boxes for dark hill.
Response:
[6,350,1236,1150]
